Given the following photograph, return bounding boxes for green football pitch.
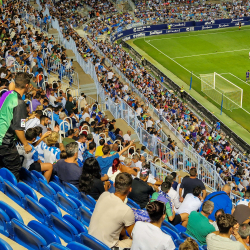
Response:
[132,26,250,132]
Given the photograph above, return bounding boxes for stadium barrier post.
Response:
[189,71,193,90]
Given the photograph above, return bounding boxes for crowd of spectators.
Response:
[2,0,250,249]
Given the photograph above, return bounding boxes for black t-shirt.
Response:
[109,124,114,131]
[128,178,154,209]
[88,177,105,200]
[180,177,205,198]
[53,159,82,188]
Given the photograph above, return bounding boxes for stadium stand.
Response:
[0,0,250,249]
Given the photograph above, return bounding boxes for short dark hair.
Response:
[171,172,177,179]
[99,138,105,146]
[193,186,202,197]
[33,126,42,137]
[68,129,75,136]
[161,181,171,193]
[217,214,237,234]
[189,168,197,177]
[79,133,87,139]
[40,115,48,122]
[89,142,96,150]
[25,128,37,141]
[15,72,31,89]
[115,172,132,195]
[36,110,43,117]
[215,209,225,220]
[102,145,110,155]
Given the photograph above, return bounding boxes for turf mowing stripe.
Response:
[145,40,250,116]
[172,48,250,59]
[221,72,250,86]
[147,27,250,42]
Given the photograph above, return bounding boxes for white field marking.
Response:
[145,40,250,116]
[220,73,250,86]
[146,27,250,42]
[172,48,250,59]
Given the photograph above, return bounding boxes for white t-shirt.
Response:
[168,187,181,210]
[49,95,57,107]
[107,71,114,80]
[131,221,175,250]
[176,193,202,215]
[146,120,153,128]
[123,134,131,142]
[25,117,40,131]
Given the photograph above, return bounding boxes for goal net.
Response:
[200,72,243,111]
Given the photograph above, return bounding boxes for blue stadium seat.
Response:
[79,193,96,211]
[77,233,110,250]
[174,239,185,247]
[0,176,5,192]
[0,238,13,250]
[0,208,10,236]
[3,180,25,207]
[0,201,23,223]
[67,242,91,250]
[20,168,38,189]
[162,226,181,241]
[127,198,140,209]
[37,179,58,202]
[175,224,187,233]
[68,195,85,208]
[62,182,79,197]
[24,195,49,224]
[51,175,64,189]
[39,197,62,216]
[28,220,61,245]
[79,206,92,227]
[0,168,17,185]
[49,181,65,194]
[48,213,79,243]
[17,182,38,201]
[9,218,48,250]
[63,214,88,235]
[57,192,79,218]
[162,220,180,234]
[48,243,70,250]
[31,170,47,182]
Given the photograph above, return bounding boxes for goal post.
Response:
[200,72,243,111]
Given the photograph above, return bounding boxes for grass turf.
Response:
[132,26,250,132]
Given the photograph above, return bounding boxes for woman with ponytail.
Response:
[131,200,175,250]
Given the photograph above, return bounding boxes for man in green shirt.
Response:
[186,200,215,245]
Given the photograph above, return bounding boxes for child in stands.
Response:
[24,128,53,182]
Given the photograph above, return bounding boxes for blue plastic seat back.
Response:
[63,214,88,235]
[9,218,47,250]
[79,193,96,211]
[49,182,65,194]
[3,180,25,207]
[51,176,64,189]
[20,168,38,189]
[48,213,78,243]
[0,168,17,185]
[39,197,62,216]
[31,170,47,182]
[67,242,91,250]
[79,206,92,227]
[0,176,5,192]
[57,192,79,217]
[68,195,84,208]
[62,182,79,197]
[0,208,10,237]
[162,226,181,242]
[77,233,110,250]
[28,220,61,245]
[162,220,180,234]
[175,239,185,247]
[48,243,70,250]
[38,179,57,202]
[127,198,140,209]
[24,195,49,224]
[17,182,38,201]
[0,238,13,250]
[0,201,23,223]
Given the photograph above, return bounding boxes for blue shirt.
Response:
[97,153,119,176]
[200,191,232,221]
[82,150,94,164]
